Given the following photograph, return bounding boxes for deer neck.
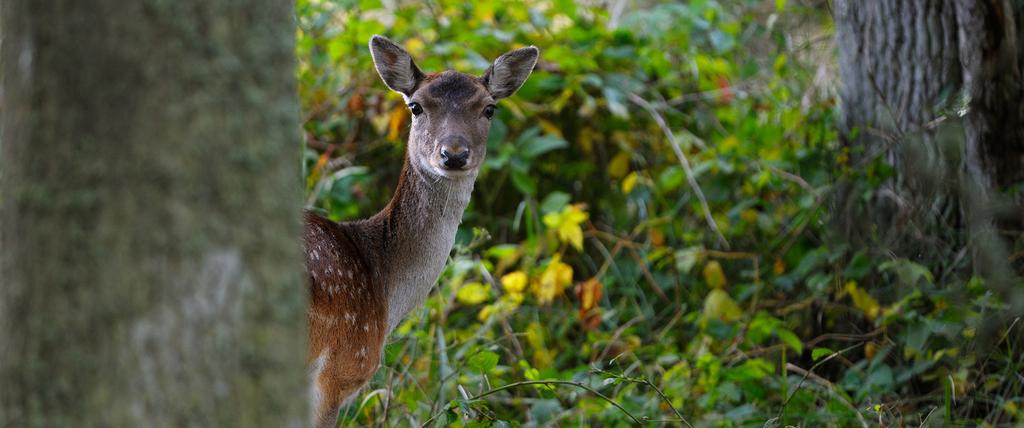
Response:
[375,155,475,333]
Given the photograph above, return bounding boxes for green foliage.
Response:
[298,0,1024,426]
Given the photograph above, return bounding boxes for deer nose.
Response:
[439,136,470,170]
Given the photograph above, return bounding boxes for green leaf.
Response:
[602,87,629,118]
[703,289,743,322]
[879,259,934,286]
[540,191,571,214]
[811,347,834,361]
[843,252,872,280]
[467,351,500,373]
[776,327,803,354]
[511,170,537,195]
[522,135,567,158]
[674,247,702,273]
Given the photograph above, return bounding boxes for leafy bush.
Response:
[298,0,1023,426]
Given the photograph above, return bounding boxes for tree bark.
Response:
[834,0,967,259]
[0,1,306,427]
[955,0,1024,193]
[834,0,1024,252]
[834,0,1024,328]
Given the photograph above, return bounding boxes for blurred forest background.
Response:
[298,0,1024,426]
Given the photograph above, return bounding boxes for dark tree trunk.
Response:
[835,0,968,261]
[834,0,1024,254]
[956,0,1024,193]
[834,0,1024,328]
[0,1,306,427]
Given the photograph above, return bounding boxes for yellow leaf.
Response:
[306,151,330,189]
[578,128,595,153]
[844,280,880,320]
[404,38,425,56]
[575,277,603,312]
[526,322,546,348]
[703,289,743,322]
[703,260,727,289]
[538,118,564,139]
[532,255,573,304]
[1003,400,1019,416]
[622,172,638,194]
[865,342,878,359]
[542,204,589,251]
[773,258,786,275]
[740,208,758,224]
[533,348,554,368]
[477,304,497,322]
[501,271,528,293]
[456,282,491,305]
[721,135,740,152]
[649,228,665,247]
[526,322,553,367]
[387,105,408,141]
[608,151,631,178]
[507,291,524,304]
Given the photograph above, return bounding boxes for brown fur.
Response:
[304,211,387,427]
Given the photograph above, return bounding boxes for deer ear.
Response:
[369,35,424,96]
[482,46,539,100]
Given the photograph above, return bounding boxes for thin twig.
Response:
[784,363,869,428]
[778,343,864,423]
[767,165,818,197]
[476,259,527,360]
[629,93,730,249]
[593,368,695,428]
[420,379,644,426]
[471,380,644,425]
[627,247,670,303]
[641,377,690,426]
[595,315,645,364]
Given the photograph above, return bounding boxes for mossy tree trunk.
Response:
[0,1,306,426]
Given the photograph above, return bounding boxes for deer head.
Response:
[369,35,539,180]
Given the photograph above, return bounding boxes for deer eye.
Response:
[408,102,423,116]
[483,105,496,119]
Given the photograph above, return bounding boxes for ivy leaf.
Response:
[812,347,834,361]
[467,351,500,373]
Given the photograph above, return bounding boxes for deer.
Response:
[303,35,539,427]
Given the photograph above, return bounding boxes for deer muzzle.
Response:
[438,135,470,170]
